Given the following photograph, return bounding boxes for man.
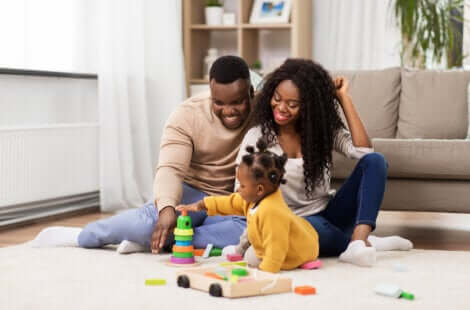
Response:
[33,56,255,253]
[150,55,254,252]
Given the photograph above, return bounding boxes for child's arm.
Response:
[235,228,251,256]
[175,200,207,212]
[176,193,249,216]
[258,211,290,273]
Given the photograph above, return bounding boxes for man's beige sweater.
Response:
[153,92,251,211]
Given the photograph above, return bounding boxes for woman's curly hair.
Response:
[253,58,346,198]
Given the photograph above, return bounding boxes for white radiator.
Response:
[0,123,99,208]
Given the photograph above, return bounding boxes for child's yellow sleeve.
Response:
[258,210,290,273]
[203,193,248,216]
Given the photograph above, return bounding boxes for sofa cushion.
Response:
[397,68,470,139]
[467,82,470,139]
[331,67,401,138]
[332,138,470,180]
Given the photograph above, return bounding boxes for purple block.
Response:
[170,256,196,264]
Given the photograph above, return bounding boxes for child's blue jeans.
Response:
[303,152,388,257]
[78,183,246,250]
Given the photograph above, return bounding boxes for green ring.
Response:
[173,252,194,258]
[174,235,193,241]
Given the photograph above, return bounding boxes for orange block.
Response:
[193,249,205,256]
[172,245,194,253]
[294,285,316,295]
[204,272,225,280]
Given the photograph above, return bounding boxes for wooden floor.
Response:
[1,210,470,251]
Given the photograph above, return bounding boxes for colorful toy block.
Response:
[294,285,316,295]
[300,259,322,270]
[231,268,248,277]
[227,253,243,261]
[145,279,166,286]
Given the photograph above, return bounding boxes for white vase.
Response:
[205,7,223,26]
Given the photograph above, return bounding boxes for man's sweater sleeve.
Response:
[203,193,248,216]
[258,210,290,273]
[153,106,194,211]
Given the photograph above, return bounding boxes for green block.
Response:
[400,292,415,301]
[231,268,248,277]
[173,251,194,258]
[209,247,222,256]
[174,235,193,241]
[145,279,166,286]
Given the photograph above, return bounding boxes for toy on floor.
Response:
[294,285,316,295]
[145,279,166,286]
[176,265,292,298]
[168,210,200,267]
[227,253,243,261]
[300,259,322,270]
[374,283,414,300]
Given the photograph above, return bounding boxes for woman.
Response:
[236,59,412,267]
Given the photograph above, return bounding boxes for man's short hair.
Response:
[209,55,250,84]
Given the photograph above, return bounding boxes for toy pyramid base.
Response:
[166,255,201,267]
[166,260,201,267]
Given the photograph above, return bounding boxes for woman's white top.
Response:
[235,126,373,216]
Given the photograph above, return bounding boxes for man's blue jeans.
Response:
[78,183,246,250]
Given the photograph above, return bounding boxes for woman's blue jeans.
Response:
[304,152,388,257]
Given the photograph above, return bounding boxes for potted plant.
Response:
[205,0,224,26]
[393,0,465,68]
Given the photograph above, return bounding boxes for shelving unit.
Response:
[183,0,312,96]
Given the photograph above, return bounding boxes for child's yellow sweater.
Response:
[204,189,319,273]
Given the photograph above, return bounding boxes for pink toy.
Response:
[226,253,243,262]
[300,259,322,270]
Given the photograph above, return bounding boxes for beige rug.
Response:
[1,243,469,310]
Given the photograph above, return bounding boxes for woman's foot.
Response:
[31,226,82,247]
[368,235,413,251]
[339,240,376,267]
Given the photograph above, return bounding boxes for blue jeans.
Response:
[78,183,246,250]
[304,152,388,257]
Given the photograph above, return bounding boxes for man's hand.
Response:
[175,200,206,213]
[151,206,177,253]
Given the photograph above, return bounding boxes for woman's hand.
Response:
[334,76,350,102]
[175,200,206,213]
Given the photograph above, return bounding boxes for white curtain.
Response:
[312,0,401,70]
[0,0,185,211]
[93,0,185,211]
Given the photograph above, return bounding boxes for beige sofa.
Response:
[331,67,470,213]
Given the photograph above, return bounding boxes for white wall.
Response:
[0,74,98,127]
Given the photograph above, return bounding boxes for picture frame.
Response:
[249,0,292,24]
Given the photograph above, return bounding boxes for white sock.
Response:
[368,235,413,251]
[31,226,82,247]
[116,240,147,254]
[222,245,237,257]
[339,240,376,267]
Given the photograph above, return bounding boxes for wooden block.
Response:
[193,248,205,256]
[227,253,243,261]
[294,285,316,295]
[300,259,322,270]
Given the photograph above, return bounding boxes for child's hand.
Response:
[175,200,206,213]
[334,76,349,99]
